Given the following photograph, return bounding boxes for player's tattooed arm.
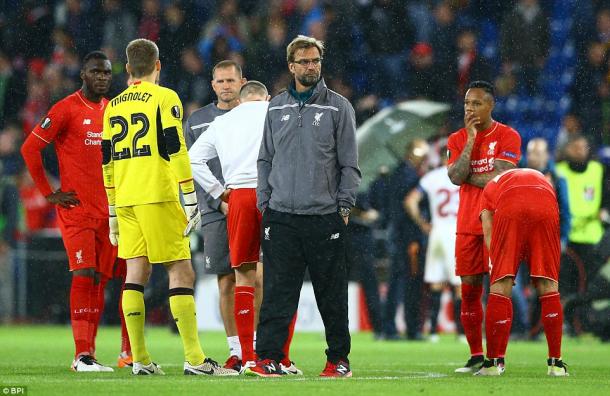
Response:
[447,138,475,185]
[466,159,516,188]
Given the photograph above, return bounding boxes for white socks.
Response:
[228,336,242,359]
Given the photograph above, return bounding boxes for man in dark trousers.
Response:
[254,35,361,378]
[382,139,429,340]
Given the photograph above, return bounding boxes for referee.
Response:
[253,35,361,378]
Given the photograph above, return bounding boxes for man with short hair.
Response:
[448,80,521,373]
[477,168,568,376]
[21,51,120,372]
[383,138,429,340]
[184,60,247,371]
[190,80,298,375]
[405,147,462,342]
[255,35,361,377]
[556,134,609,333]
[102,38,237,377]
[525,138,571,249]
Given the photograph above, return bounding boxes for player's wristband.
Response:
[183,191,198,207]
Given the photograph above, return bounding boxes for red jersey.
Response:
[29,90,109,219]
[481,168,557,214]
[447,121,521,235]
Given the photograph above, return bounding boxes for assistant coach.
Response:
[254,35,361,377]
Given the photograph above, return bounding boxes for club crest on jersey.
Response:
[171,105,181,119]
[313,112,324,126]
[488,141,497,155]
[41,117,51,129]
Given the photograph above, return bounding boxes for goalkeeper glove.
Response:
[183,191,201,236]
[109,205,119,246]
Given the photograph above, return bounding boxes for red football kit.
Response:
[226,188,262,267]
[447,121,521,276]
[481,168,561,284]
[22,90,115,278]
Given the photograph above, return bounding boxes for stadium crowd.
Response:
[0,0,609,343]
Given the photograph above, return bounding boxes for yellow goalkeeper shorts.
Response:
[116,201,191,264]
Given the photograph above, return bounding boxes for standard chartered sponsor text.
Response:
[85,131,102,146]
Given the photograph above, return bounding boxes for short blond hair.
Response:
[126,38,158,78]
[286,35,324,63]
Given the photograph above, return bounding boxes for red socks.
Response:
[235,286,255,362]
[89,277,108,355]
[485,293,513,359]
[461,283,484,356]
[540,292,563,359]
[119,282,132,353]
[70,276,94,357]
[280,313,297,366]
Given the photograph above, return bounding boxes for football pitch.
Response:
[1,326,609,396]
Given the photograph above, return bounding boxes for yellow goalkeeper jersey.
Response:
[102,80,195,207]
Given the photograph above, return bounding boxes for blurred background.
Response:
[0,0,609,342]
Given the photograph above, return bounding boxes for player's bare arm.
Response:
[404,188,431,234]
[46,190,81,208]
[466,159,516,188]
[448,113,478,185]
[480,209,493,250]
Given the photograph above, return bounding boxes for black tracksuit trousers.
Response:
[256,208,351,363]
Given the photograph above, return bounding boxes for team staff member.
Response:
[556,135,610,333]
[447,81,521,373]
[405,147,462,342]
[102,38,237,377]
[255,35,361,378]
[21,51,117,372]
[184,60,246,371]
[190,81,299,375]
[477,168,568,376]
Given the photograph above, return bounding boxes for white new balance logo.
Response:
[76,249,83,264]
[330,233,340,240]
[83,119,91,125]
[265,227,270,240]
[495,319,510,324]
[238,309,250,315]
[281,114,290,122]
[545,313,559,318]
[336,364,349,375]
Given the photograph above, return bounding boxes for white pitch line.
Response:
[73,372,448,382]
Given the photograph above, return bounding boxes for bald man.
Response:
[383,138,430,341]
[525,138,571,249]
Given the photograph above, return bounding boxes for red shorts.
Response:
[455,233,489,276]
[489,193,560,284]
[113,257,127,279]
[57,209,116,279]
[226,188,262,267]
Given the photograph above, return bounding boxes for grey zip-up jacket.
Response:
[184,103,229,226]
[257,78,361,214]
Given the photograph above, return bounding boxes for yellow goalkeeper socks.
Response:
[169,289,205,365]
[122,285,151,365]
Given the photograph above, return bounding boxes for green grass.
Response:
[1,326,609,396]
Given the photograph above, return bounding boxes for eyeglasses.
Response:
[293,58,322,67]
